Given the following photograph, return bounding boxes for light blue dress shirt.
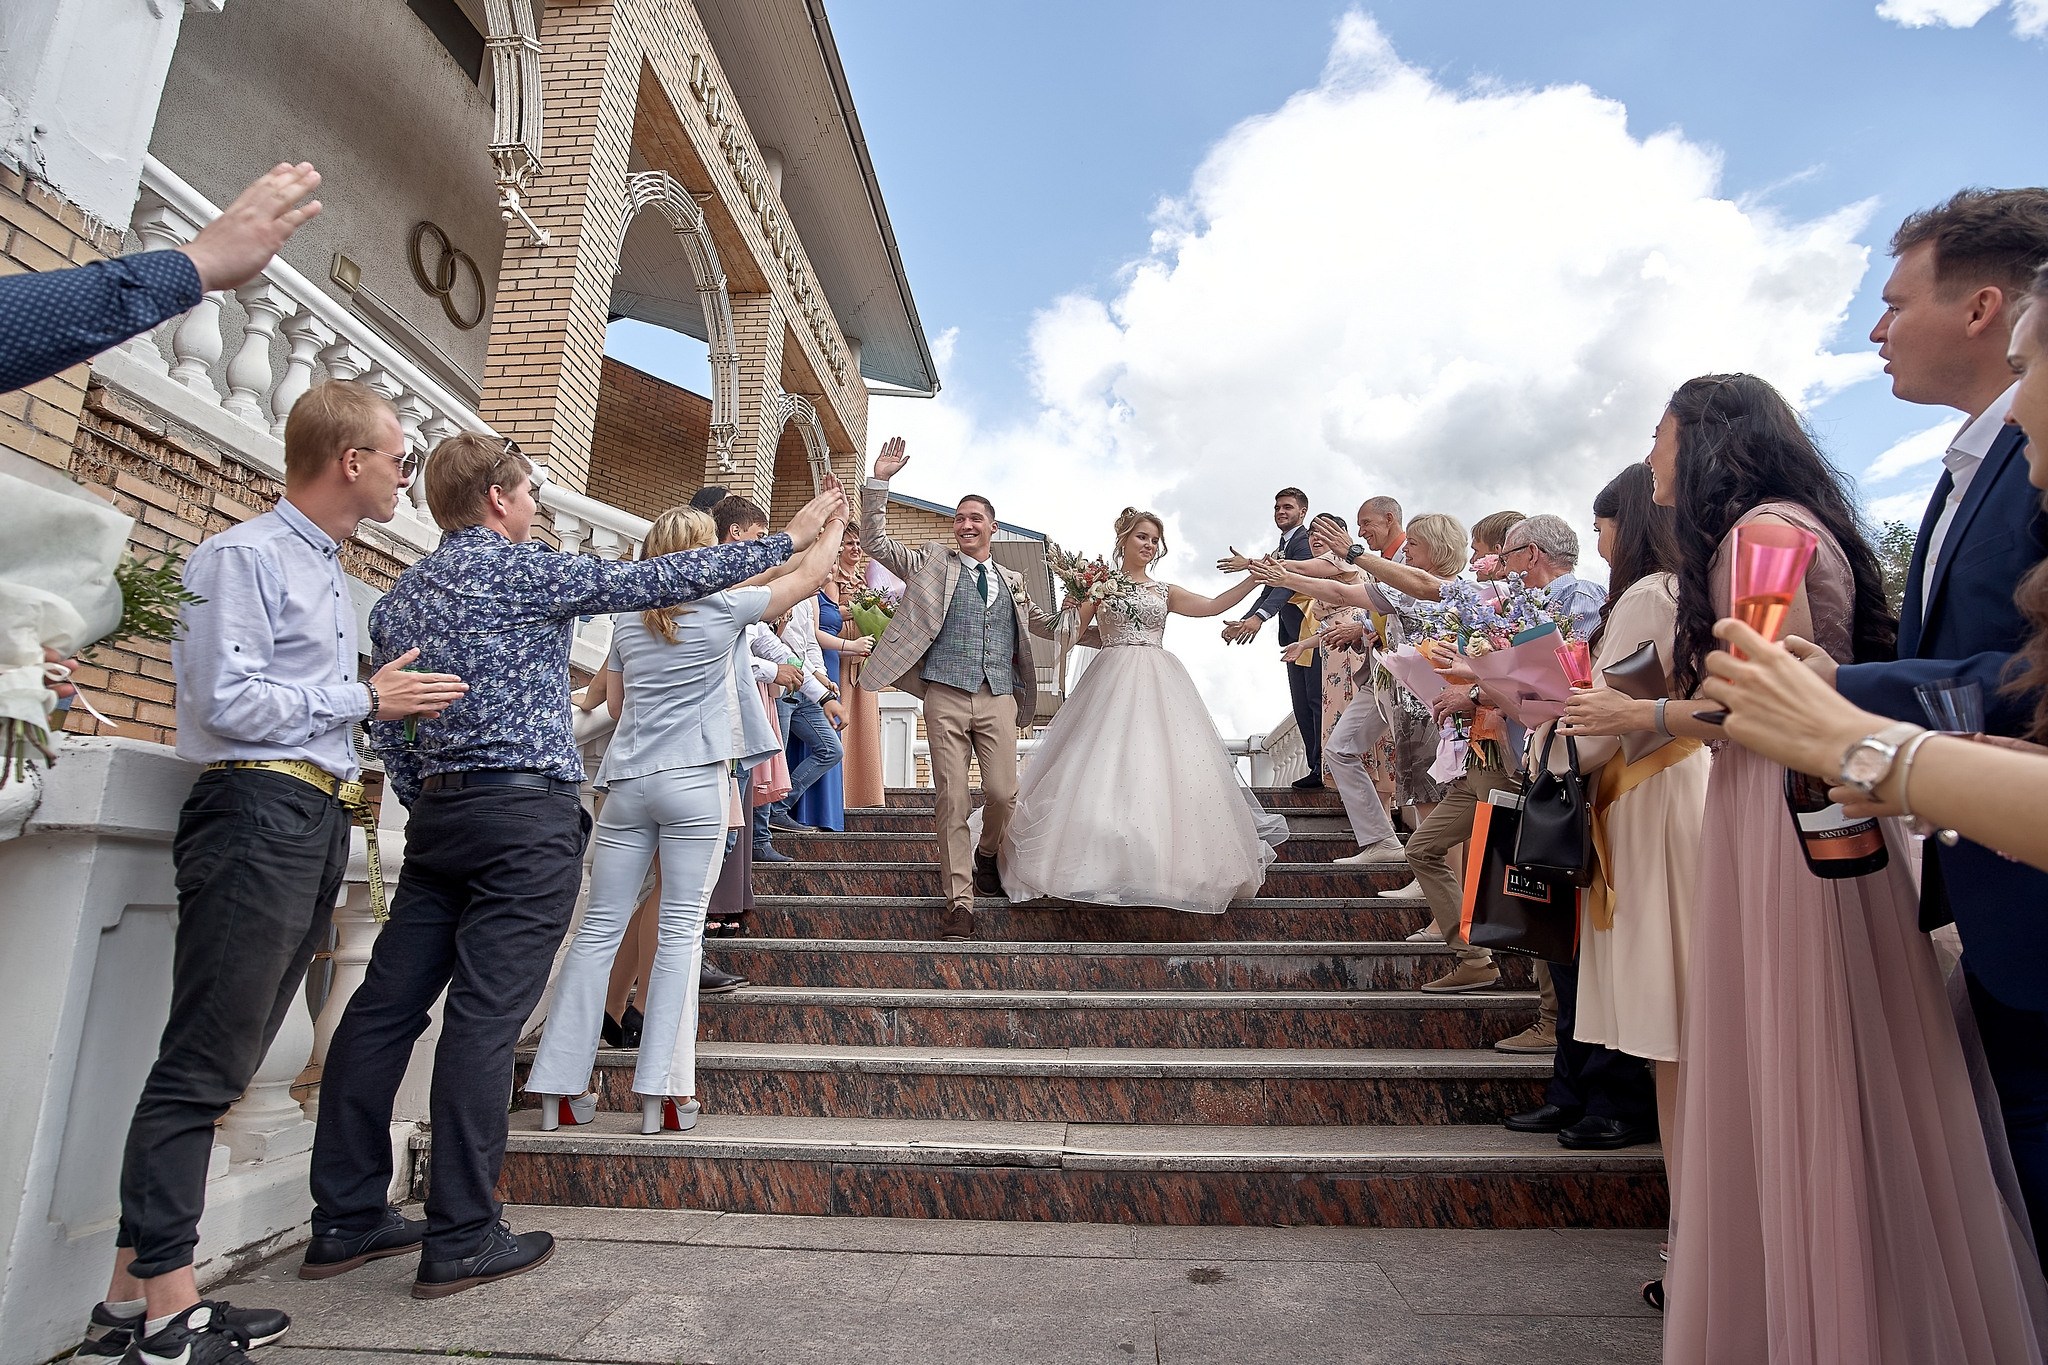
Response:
[597,587,782,787]
[172,498,369,781]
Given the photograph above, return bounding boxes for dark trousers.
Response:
[310,784,589,1260]
[1286,656,1322,776]
[118,769,347,1278]
[1967,966,2048,1254]
[1543,956,1656,1125]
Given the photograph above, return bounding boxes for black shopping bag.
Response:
[1457,789,1579,960]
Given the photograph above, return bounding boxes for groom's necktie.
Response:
[976,562,989,603]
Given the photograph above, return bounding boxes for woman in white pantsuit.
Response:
[527,503,841,1132]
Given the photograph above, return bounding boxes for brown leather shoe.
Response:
[939,903,975,940]
[972,851,1005,898]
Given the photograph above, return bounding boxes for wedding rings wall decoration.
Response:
[407,221,486,330]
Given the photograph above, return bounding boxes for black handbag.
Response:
[1460,791,1580,960]
[1513,725,1594,886]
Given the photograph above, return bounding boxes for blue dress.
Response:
[788,591,846,831]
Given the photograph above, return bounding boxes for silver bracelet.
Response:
[1653,698,1670,738]
[1893,729,1960,844]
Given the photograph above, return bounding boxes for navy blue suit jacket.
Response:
[1243,524,1314,646]
[1837,420,2048,1009]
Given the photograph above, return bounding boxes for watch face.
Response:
[1842,743,1891,787]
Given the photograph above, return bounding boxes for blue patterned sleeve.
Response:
[0,251,203,394]
[513,534,796,616]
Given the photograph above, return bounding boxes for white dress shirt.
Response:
[1922,382,2019,615]
[779,597,834,703]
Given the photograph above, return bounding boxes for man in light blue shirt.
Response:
[92,381,464,1365]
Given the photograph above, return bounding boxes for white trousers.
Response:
[1324,689,1397,847]
[527,762,729,1099]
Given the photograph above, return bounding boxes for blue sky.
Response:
[611,0,2044,731]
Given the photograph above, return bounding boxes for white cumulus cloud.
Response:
[1876,0,2047,34]
[870,12,1882,738]
[1862,418,1959,482]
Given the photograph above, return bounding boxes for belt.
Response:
[204,760,386,921]
[419,770,580,796]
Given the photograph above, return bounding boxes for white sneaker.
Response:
[1384,878,1426,899]
[1334,836,1405,865]
[1405,923,1444,943]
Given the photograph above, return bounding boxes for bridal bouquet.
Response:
[1046,546,1142,624]
[845,585,900,640]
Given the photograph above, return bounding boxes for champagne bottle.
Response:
[1782,769,1888,879]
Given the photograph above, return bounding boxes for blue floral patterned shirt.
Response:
[368,526,794,804]
[0,250,201,394]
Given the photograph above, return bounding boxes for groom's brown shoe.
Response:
[972,851,1005,898]
[939,902,976,941]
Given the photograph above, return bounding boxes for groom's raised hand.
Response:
[872,436,909,481]
[1221,618,1262,645]
[1216,546,1253,573]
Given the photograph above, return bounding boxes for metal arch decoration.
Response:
[765,384,836,492]
[625,170,739,474]
[483,0,549,247]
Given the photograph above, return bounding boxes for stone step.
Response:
[775,829,1367,865]
[871,786,1346,813]
[752,860,1410,901]
[743,895,1439,943]
[697,985,1536,1050]
[840,807,1356,837]
[514,1043,1551,1126]
[708,938,1534,992]
[480,1113,1666,1228]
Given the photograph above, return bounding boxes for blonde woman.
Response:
[527,504,841,1133]
[982,508,1285,914]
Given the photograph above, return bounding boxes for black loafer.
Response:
[972,852,1005,898]
[1291,773,1325,789]
[753,844,793,864]
[1503,1103,1582,1134]
[299,1204,427,1279]
[768,812,814,833]
[77,1297,288,1357]
[700,961,748,994]
[1557,1115,1658,1150]
[412,1222,554,1299]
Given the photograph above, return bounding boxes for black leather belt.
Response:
[419,770,580,796]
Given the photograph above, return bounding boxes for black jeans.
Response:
[118,768,348,1278]
[1543,956,1656,1125]
[310,784,589,1260]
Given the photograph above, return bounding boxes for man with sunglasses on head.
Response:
[305,432,847,1301]
[83,380,468,1365]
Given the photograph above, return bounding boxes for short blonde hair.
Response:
[640,505,717,643]
[1404,513,1469,578]
[281,380,396,483]
[423,432,531,532]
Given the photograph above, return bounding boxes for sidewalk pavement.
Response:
[220,1205,1664,1364]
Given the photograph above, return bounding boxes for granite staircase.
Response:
[487,788,1668,1228]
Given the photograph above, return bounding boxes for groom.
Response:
[859,437,1059,940]
[1222,486,1321,787]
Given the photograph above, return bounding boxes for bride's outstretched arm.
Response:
[1167,574,1261,619]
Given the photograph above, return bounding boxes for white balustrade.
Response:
[215,995,316,1164]
[223,282,287,424]
[273,309,334,436]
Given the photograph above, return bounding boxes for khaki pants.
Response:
[923,682,1019,909]
[1402,764,1518,967]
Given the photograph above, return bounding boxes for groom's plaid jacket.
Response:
[856,481,1060,719]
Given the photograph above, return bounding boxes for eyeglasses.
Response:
[1501,542,1539,564]
[488,437,545,500]
[350,446,421,479]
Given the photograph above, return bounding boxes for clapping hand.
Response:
[872,436,909,481]
[1216,547,1253,574]
[787,483,849,549]
[1280,638,1316,665]
[1322,619,1368,650]
[1245,557,1291,587]
[1220,618,1263,645]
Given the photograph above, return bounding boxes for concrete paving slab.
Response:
[502,1202,724,1242]
[688,1210,1141,1259]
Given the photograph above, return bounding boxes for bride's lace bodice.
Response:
[1100,580,1169,648]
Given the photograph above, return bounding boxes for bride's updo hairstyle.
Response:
[1113,507,1168,566]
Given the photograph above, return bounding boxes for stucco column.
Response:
[477,1,637,495]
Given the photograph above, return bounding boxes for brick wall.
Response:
[885,500,957,547]
[587,357,715,521]
[0,166,126,474]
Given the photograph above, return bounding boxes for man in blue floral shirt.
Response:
[307,433,845,1298]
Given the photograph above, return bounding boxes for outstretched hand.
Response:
[1246,557,1290,586]
[1216,547,1253,574]
[179,163,323,292]
[872,436,909,481]
[787,484,849,549]
[1221,618,1262,645]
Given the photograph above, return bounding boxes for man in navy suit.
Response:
[1800,188,2048,1250]
[1223,487,1322,787]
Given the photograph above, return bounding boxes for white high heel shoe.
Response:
[535,1093,596,1131]
[642,1096,701,1134]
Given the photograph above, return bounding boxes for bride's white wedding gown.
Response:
[988,579,1287,915]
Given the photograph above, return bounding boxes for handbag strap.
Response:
[1532,723,1581,779]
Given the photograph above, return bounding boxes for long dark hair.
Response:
[1587,463,1679,656]
[2005,269,2048,739]
[1666,373,1897,697]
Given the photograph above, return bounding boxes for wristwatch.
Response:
[1835,722,1924,799]
[1345,543,1367,564]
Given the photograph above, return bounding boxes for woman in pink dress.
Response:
[1642,374,2045,1361]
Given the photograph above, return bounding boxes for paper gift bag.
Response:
[1458,789,1579,960]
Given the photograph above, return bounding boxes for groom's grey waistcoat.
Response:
[921,565,1017,696]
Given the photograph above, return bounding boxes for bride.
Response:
[984,507,1288,915]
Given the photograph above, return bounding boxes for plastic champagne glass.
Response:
[1914,678,1984,735]
[1554,637,1593,688]
[1729,522,1819,658]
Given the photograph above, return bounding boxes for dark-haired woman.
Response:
[1566,375,2044,1361]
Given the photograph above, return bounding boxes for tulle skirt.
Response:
[989,643,1285,915]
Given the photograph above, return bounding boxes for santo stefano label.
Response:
[688,52,852,388]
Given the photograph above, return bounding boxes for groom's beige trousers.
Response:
[923,682,1019,909]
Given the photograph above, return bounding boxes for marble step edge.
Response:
[760,861,1406,873]
[749,895,1431,910]
[724,937,1464,958]
[518,1041,1553,1080]
[482,1114,1660,1173]
[707,985,1535,1010]
[803,829,1366,844]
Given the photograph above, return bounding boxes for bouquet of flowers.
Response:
[1397,573,1585,773]
[1046,545,1142,624]
[845,585,899,641]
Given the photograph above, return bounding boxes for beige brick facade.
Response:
[0,166,125,474]
[588,357,715,521]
